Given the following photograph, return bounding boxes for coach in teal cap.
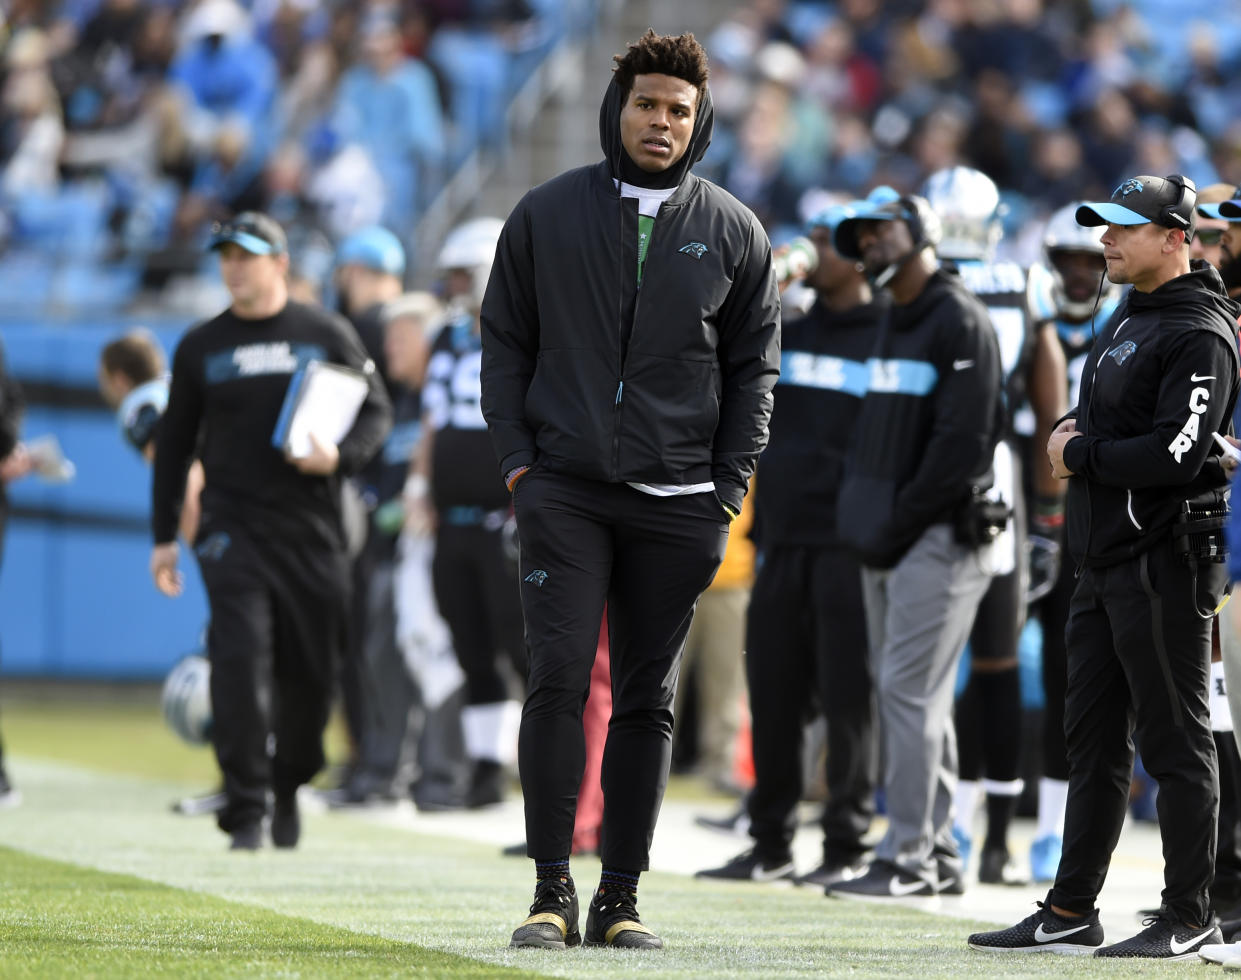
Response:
[1075,174,1197,241]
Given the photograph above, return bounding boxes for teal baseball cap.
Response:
[208,212,288,256]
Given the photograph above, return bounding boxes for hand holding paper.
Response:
[288,431,340,475]
[272,360,369,461]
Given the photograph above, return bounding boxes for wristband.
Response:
[505,465,530,492]
[404,474,428,498]
[722,503,739,521]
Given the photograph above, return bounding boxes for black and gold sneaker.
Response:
[584,886,663,949]
[510,878,580,949]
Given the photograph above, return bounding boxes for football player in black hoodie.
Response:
[970,175,1241,960]
[483,30,779,951]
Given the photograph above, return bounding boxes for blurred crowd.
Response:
[0,0,588,315]
[2,0,1237,316]
[699,0,1241,260]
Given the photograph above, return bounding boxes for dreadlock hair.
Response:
[612,29,709,102]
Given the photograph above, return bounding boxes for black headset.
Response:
[834,195,943,261]
[1161,174,1197,242]
[898,195,943,252]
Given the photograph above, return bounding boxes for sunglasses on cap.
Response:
[208,215,286,256]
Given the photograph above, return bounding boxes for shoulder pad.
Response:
[118,377,169,453]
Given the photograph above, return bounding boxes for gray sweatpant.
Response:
[862,523,994,885]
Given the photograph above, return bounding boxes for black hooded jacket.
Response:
[835,269,1005,569]
[1061,263,1241,567]
[479,76,781,514]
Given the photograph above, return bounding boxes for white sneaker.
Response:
[1201,941,1241,964]
[1222,946,1241,970]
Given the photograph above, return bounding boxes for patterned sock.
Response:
[598,867,640,897]
[535,858,572,888]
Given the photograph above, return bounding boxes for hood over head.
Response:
[1127,261,1241,325]
[598,73,714,190]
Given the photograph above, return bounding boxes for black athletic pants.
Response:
[432,521,526,706]
[745,544,876,864]
[194,519,349,834]
[1036,539,1075,782]
[1216,729,1241,914]
[1051,539,1226,926]
[513,468,727,870]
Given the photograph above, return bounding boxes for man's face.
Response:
[853,218,915,276]
[619,73,698,173]
[806,226,858,293]
[97,366,131,409]
[384,316,429,385]
[1050,249,1106,305]
[1099,222,1173,287]
[1191,217,1227,269]
[1217,223,1241,293]
[217,243,285,305]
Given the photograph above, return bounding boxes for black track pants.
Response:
[745,545,876,863]
[194,521,349,833]
[432,523,525,706]
[513,469,727,870]
[1051,540,1226,926]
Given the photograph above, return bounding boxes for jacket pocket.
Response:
[620,353,721,477]
[836,474,902,568]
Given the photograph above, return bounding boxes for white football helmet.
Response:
[920,166,1004,262]
[161,655,213,746]
[436,217,505,314]
[1041,202,1119,320]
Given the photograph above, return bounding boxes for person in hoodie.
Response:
[829,191,1004,901]
[970,175,1241,961]
[481,29,780,952]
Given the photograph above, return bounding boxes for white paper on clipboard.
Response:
[272,360,369,458]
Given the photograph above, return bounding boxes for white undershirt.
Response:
[613,180,715,498]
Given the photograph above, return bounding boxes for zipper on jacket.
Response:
[611,200,658,478]
[1126,489,1144,531]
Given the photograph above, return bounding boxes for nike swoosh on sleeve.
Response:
[1190,373,1216,382]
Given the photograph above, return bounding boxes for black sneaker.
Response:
[584,886,663,949]
[796,858,869,888]
[1095,907,1221,960]
[229,823,263,851]
[693,803,750,837]
[978,847,1030,886]
[967,902,1104,954]
[936,858,966,896]
[827,859,937,900]
[271,794,300,848]
[466,761,505,809]
[695,848,795,883]
[0,767,21,809]
[510,878,580,949]
[171,787,226,816]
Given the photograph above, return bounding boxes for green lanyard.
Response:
[637,214,655,284]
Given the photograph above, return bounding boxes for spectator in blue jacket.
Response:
[332,11,445,231]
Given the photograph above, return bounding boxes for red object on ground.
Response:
[573,617,611,854]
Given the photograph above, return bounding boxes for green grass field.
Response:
[0,687,1199,977]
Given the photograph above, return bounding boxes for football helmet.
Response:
[436,217,505,314]
[161,654,213,746]
[920,166,1004,262]
[1041,202,1119,321]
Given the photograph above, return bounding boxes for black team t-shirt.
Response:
[152,301,391,550]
